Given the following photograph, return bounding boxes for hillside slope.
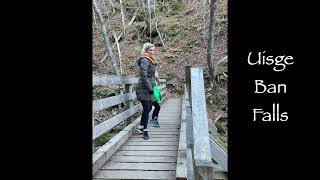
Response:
[93,0,228,146]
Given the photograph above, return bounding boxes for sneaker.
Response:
[136,126,143,134]
[153,120,160,128]
[149,119,154,124]
[143,130,149,140]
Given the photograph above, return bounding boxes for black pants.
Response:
[152,101,160,120]
[140,100,152,129]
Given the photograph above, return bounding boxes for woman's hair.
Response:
[141,43,155,55]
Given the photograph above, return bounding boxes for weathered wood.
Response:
[93,104,142,140]
[210,134,227,153]
[147,128,180,131]
[94,170,176,179]
[185,66,192,106]
[110,155,177,163]
[190,67,213,166]
[176,100,187,179]
[102,162,177,170]
[186,100,194,147]
[121,145,178,151]
[187,147,195,180]
[93,74,139,86]
[129,137,179,142]
[125,84,134,125]
[189,67,214,179]
[92,92,136,112]
[132,134,179,138]
[92,117,141,175]
[210,138,228,172]
[176,150,187,179]
[126,141,178,146]
[148,131,180,135]
[208,118,218,135]
[115,150,178,157]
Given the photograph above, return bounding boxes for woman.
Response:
[136,43,157,140]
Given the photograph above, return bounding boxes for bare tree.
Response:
[93,7,97,33]
[153,0,166,49]
[93,0,120,76]
[206,0,218,81]
[109,0,116,13]
[148,0,152,42]
[113,32,123,75]
[119,0,126,37]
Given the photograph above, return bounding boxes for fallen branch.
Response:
[100,53,108,63]
[214,112,223,123]
[215,55,228,67]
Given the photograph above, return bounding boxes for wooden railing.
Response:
[176,66,228,179]
[92,74,167,175]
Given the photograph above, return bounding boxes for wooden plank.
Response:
[121,145,178,151]
[148,128,180,131]
[126,141,178,146]
[186,103,194,147]
[176,97,187,179]
[102,162,177,171]
[93,104,142,140]
[132,134,179,138]
[93,74,139,86]
[129,137,179,142]
[210,139,228,172]
[92,117,141,175]
[92,92,136,112]
[190,67,213,168]
[208,118,218,135]
[110,156,177,163]
[187,147,195,180]
[115,150,178,157]
[176,150,187,179]
[152,123,181,125]
[94,170,176,180]
[148,131,180,135]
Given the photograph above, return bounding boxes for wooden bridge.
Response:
[93,66,228,179]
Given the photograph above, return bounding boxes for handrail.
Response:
[93,75,167,142]
[92,74,167,175]
[184,66,228,179]
[185,66,214,179]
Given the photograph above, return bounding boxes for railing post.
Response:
[190,67,214,179]
[124,84,134,126]
[185,65,192,108]
[92,114,95,153]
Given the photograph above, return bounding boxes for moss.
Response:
[94,133,112,146]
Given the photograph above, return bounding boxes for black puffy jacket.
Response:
[136,57,155,101]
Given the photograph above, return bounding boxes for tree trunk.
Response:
[206,0,218,80]
[109,0,116,13]
[113,32,122,75]
[148,0,152,42]
[93,0,120,76]
[119,0,126,37]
